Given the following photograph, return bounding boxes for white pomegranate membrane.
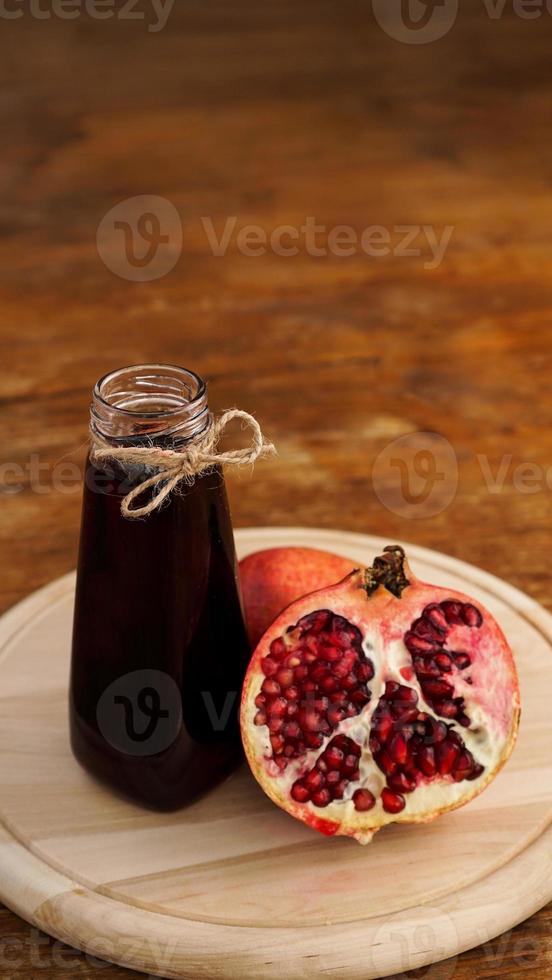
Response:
[241,547,520,844]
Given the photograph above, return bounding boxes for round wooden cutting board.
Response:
[0,528,551,980]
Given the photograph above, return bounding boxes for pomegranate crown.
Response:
[364,545,410,599]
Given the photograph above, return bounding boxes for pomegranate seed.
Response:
[382,788,406,814]
[466,763,485,781]
[290,780,310,803]
[268,717,283,733]
[388,733,408,765]
[452,751,474,781]
[423,604,449,632]
[418,745,437,776]
[412,617,443,643]
[314,696,330,712]
[254,710,267,726]
[286,702,299,717]
[329,628,354,650]
[332,780,348,800]
[312,788,331,808]
[410,728,424,748]
[394,705,419,723]
[261,678,280,696]
[342,753,359,775]
[270,638,287,658]
[283,721,301,739]
[441,600,464,625]
[435,653,453,672]
[414,657,440,679]
[274,757,287,770]
[388,771,416,794]
[462,604,483,628]
[270,735,284,754]
[276,669,294,688]
[447,730,463,747]
[333,660,351,679]
[284,744,294,757]
[356,661,374,682]
[325,745,344,769]
[385,681,400,697]
[283,685,300,701]
[404,632,436,655]
[254,694,266,708]
[350,688,370,708]
[326,769,341,786]
[305,732,323,749]
[305,769,325,791]
[375,710,394,744]
[324,646,343,663]
[437,699,460,719]
[320,674,339,693]
[269,697,288,718]
[261,657,278,677]
[436,740,460,775]
[301,708,324,732]
[304,636,320,654]
[376,750,397,777]
[452,652,471,670]
[342,673,357,691]
[457,712,471,728]
[327,704,346,728]
[294,665,309,681]
[287,655,301,668]
[353,789,376,812]
[332,733,355,753]
[303,680,316,693]
[422,679,454,700]
[299,610,332,634]
[393,685,418,705]
[426,718,448,744]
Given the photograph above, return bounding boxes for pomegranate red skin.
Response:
[241,550,521,845]
[239,547,353,648]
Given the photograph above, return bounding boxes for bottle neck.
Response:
[90,364,210,447]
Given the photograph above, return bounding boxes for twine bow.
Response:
[91,409,276,519]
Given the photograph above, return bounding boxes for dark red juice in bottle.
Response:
[70,365,251,810]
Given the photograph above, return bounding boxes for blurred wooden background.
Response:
[0,0,551,976]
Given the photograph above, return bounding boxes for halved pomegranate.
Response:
[241,546,520,844]
[239,547,354,648]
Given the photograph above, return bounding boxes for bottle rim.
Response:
[91,363,209,441]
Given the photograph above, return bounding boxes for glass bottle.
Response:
[70,364,251,810]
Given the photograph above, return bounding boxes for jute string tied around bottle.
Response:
[91,408,276,519]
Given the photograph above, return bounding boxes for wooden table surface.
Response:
[0,0,551,977]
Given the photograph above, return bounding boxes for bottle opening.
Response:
[91,364,210,442]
